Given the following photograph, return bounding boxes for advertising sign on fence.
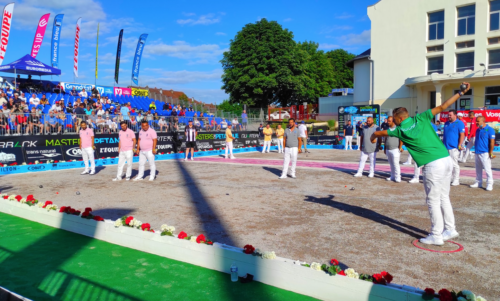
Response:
[131,88,149,97]
[24,146,64,163]
[61,82,93,92]
[440,110,500,123]
[114,87,132,96]
[0,147,24,165]
[338,105,381,137]
[95,85,114,95]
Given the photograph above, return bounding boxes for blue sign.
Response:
[62,82,93,92]
[51,14,64,68]
[131,33,148,85]
[95,86,114,95]
[344,106,358,114]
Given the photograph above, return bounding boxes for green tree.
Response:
[221,19,304,108]
[325,49,356,88]
[178,93,189,106]
[217,99,243,116]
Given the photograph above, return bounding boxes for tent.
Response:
[0,54,61,77]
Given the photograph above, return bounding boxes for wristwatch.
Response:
[458,91,464,97]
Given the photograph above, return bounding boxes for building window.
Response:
[457,5,475,36]
[488,37,500,44]
[456,41,475,49]
[427,45,444,52]
[456,52,474,72]
[428,56,444,74]
[489,49,500,69]
[428,11,445,40]
[485,86,500,105]
[490,0,500,31]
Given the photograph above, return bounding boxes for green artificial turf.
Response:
[0,212,316,301]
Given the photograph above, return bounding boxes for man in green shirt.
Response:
[370,82,470,246]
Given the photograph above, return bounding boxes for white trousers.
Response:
[277,138,283,153]
[357,151,376,175]
[117,150,133,178]
[356,135,360,149]
[475,153,493,186]
[81,147,95,172]
[413,161,421,179]
[345,136,353,150]
[448,148,460,183]
[225,141,233,157]
[137,150,156,180]
[405,154,412,164]
[281,147,298,176]
[262,140,271,153]
[463,137,475,161]
[386,149,401,181]
[422,156,455,236]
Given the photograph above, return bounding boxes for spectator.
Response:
[79,88,88,98]
[232,117,239,131]
[381,118,389,130]
[171,108,178,116]
[146,110,153,121]
[67,103,76,114]
[0,93,7,106]
[158,116,168,132]
[210,118,216,131]
[162,102,169,110]
[96,105,105,116]
[6,98,14,110]
[0,109,8,134]
[241,110,248,130]
[13,93,21,104]
[14,109,28,135]
[2,103,10,116]
[96,115,106,133]
[19,92,26,102]
[120,104,130,125]
[149,101,156,110]
[50,101,63,112]
[28,107,43,135]
[136,112,143,123]
[193,117,201,129]
[19,101,28,112]
[5,87,12,97]
[29,93,40,106]
[91,86,99,98]
[108,117,118,133]
[258,123,264,138]
[70,87,78,96]
[130,115,138,131]
[74,103,85,131]
[45,111,62,135]
[220,119,228,130]
[40,94,48,104]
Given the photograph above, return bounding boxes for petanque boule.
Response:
[76,191,80,195]
[39,185,43,188]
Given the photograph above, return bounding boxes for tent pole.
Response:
[14,68,16,89]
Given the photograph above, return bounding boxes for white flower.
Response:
[8,195,16,201]
[114,219,123,227]
[261,251,276,260]
[166,226,175,233]
[345,268,359,279]
[310,262,322,271]
[22,162,26,165]
[20,198,26,204]
[0,193,6,197]
[35,160,39,164]
[160,224,169,232]
[190,236,197,242]
[128,218,136,227]
[134,220,142,228]
[37,202,45,208]
[477,297,487,301]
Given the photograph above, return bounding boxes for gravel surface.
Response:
[1,149,498,300]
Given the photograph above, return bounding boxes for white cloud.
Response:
[140,69,222,85]
[335,12,354,19]
[215,32,226,36]
[321,25,353,34]
[283,18,292,22]
[318,43,340,50]
[177,13,221,26]
[340,30,371,46]
[144,40,227,64]
[182,12,196,16]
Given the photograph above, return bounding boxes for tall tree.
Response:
[325,49,356,88]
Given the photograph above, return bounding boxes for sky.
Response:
[0,0,375,104]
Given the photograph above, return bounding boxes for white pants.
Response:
[448,148,460,183]
[463,137,475,161]
[225,141,233,157]
[356,135,360,149]
[117,150,133,178]
[422,156,455,236]
[357,151,376,175]
[413,161,421,179]
[137,150,156,180]
[277,138,283,153]
[345,136,353,150]
[81,147,95,173]
[405,154,412,164]
[475,153,493,186]
[281,147,298,176]
[262,140,271,153]
[386,149,401,181]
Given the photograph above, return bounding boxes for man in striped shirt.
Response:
[184,119,197,161]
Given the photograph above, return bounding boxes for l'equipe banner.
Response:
[113,87,131,96]
[50,14,63,68]
[131,33,148,85]
[61,82,93,92]
[0,3,14,65]
[30,13,50,58]
[131,88,149,97]
[115,29,123,84]
[95,85,114,95]
[440,110,500,123]
[73,18,81,78]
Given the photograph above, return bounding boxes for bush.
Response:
[327,119,336,130]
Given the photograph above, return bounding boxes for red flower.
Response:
[207,241,213,245]
[15,195,22,201]
[424,288,435,296]
[69,208,76,214]
[42,201,53,208]
[81,212,90,218]
[59,206,67,212]
[54,160,58,163]
[381,271,393,284]
[93,216,104,221]
[372,273,386,285]
[84,207,92,213]
[10,162,17,166]
[26,195,34,201]
[141,223,151,231]
[330,259,339,266]
[338,270,346,276]
[243,244,255,254]
[73,210,81,216]
[438,289,453,301]
[125,216,134,225]
[101,157,104,159]
[178,231,187,239]
[3,196,7,199]
[196,234,206,244]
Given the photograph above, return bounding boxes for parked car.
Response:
[267,110,290,120]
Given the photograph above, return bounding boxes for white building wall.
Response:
[353,60,371,103]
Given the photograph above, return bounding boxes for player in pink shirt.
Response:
[78,121,95,175]
[113,121,137,181]
[134,120,157,181]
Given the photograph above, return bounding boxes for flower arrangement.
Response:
[59,206,81,216]
[261,251,276,260]
[421,288,487,301]
[243,244,255,255]
[160,224,175,236]
[175,231,213,245]
[80,208,104,222]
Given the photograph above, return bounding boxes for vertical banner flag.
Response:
[131,33,148,85]
[0,3,14,65]
[95,23,99,79]
[73,18,81,78]
[114,29,123,84]
[30,13,50,58]
[50,14,64,68]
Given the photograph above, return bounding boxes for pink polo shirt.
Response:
[138,127,157,151]
[79,128,94,149]
[119,128,136,152]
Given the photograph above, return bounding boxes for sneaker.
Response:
[191,157,194,161]
[149,177,155,181]
[353,173,362,177]
[368,173,374,178]
[451,181,460,186]
[184,158,188,161]
[266,151,270,153]
[125,177,131,181]
[419,234,444,246]
[133,177,143,181]
[395,179,401,183]
[290,174,296,179]
[402,162,411,165]
[279,175,287,179]
[112,177,122,181]
[470,182,482,188]
[262,151,265,154]
[89,171,95,175]
[486,185,493,191]
[224,156,228,159]
[81,171,89,175]
[386,177,393,181]
[408,178,419,184]
[230,156,236,159]
[442,230,459,241]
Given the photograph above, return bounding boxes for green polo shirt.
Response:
[387,109,449,167]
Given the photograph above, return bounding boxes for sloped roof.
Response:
[346,49,371,69]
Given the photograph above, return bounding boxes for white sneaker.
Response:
[408,178,419,184]
[470,182,482,188]
[266,151,270,153]
[395,179,401,183]
[184,158,188,161]
[442,230,459,241]
[149,177,155,181]
[81,171,89,175]
[486,185,493,191]
[419,234,444,246]
[125,177,131,181]
[290,174,296,179]
[368,173,374,178]
[279,175,287,179]
[112,177,122,181]
[133,177,143,181]
[191,157,194,161]
[353,173,362,177]
[225,156,228,159]
[402,162,411,165]
[89,171,95,175]
[230,156,236,159]
[451,181,460,186]
[262,151,265,154]
[386,177,393,181]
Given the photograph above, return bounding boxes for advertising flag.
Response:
[131,33,148,85]
[95,23,99,79]
[0,3,14,65]
[50,14,64,68]
[30,13,50,58]
[73,18,81,78]
[114,29,123,84]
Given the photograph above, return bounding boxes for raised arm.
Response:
[431,82,470,116]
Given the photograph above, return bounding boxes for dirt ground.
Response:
[1,149,499,300]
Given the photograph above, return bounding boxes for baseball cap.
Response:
[457,113,464,117]
[301,120,305,124]
[188,119,193,122]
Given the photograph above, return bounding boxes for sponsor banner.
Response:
[0,147,24,165]
[156,134,174,152]
[131,88,149,97]
[115,29,123,84]
[0,3,15,65]
[61,82,93,93]
[62,145,83,159]
[73,18,81,78]
[30,13,50,58]
[338,105,381,137]
[95,85,114,95]
[131,33,148,85]
[439,110,500,123]
[24,146,63,163]
[114,87,132,96]
[309,136,338,145]
[50,14,64,68]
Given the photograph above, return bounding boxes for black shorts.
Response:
[185,141,196,148]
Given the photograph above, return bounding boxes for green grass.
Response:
[0,212,316,301]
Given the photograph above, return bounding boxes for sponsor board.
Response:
[0,147,24,165]
[114,87,132,96]
[440,110,500,123]
[131,88,149,97]
[24,146,64,163]
[61,82,93,92]
[95,85,114,95]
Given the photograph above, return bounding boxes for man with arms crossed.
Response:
[113,121,136,181]
[134,120,157,181]
[276,124,284,153]
[79,121,95,175]
[354,117,381,178]
[443,110,465,186]
[262,123,273,153]
[279,118,300,179]
[370,82,470,245]
[384,116,402,182]
[225,123,236,159]
[460,111,477,163]
[470,116,495,191]
[184,119,197,161]
[344,120,354,150]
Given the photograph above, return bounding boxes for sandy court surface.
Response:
[1,149,499,299]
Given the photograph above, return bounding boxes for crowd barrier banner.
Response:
[24,146,64,164]
[30,13,50,58]
[131,88,149,97]
[61,82,93,92]
[73,17,81,78]
[114,87,131,96]
[0,3,15,65]
[96,85,114,95]
[440,110,500,123]
[115,29,123,84]
[131,33,148,85]
[50,14,64,68]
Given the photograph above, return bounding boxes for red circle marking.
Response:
[412,240,464,253]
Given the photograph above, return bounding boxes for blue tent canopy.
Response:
[0,54,61,76]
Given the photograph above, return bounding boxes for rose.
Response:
[3,196,7,199]
[372,273,386,285]
[243,244,255,254]
[338,270,346,276]
[141,223,151,231]
[93,216,104,221]
[189,236,197,242]
[381,271,393,284]
[438,289,453,301]
[15,195,22,201]
[178,231,187,239]
[424,288,435,295]
[476,297,487,301]
[196,234,206,244]
[125,216,134,225]
[26,195,34,201]
[84,207,92,213]
[330,259,339,266]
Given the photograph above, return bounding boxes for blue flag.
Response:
[50,14,64,68]
[131,33,148,85]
